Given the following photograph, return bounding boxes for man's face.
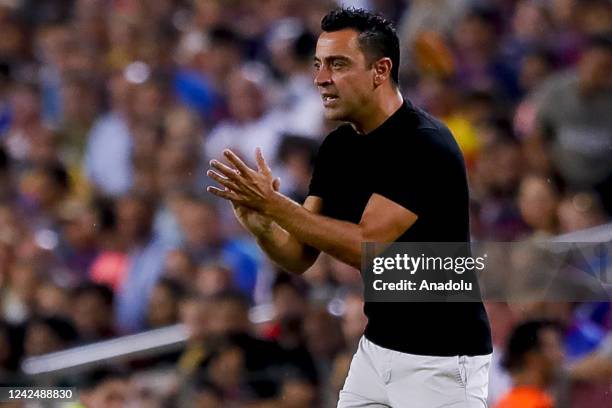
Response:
[314,29,376,123]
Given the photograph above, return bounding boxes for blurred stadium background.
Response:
[0,0,611,407]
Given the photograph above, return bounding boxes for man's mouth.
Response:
[321,93,339,105]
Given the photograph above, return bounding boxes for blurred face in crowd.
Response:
[116,196,154,244]
[61,204,98,249]
[35,283,69,317]
[9,85,40,126]
[177,201,221,248]
[578,45,612,92]
[195,264,232,297]
[475,137,523,197]
[157,144,198,193]
[207,298,250,336]
[165,108,201,146]
[519,53,554,93]
[9,262,39,306]
[72,290,112,338]
[518,175,559,233]
[314,29,384,124]
[206,39,242,85]
[512,1,551,42]
[180,297,209,342]
[164,249,195,283]
[147,282,180,328]
[454,14,496,56]
[227,70,265,122]
[24,322,63,356]
[81,378,129,408]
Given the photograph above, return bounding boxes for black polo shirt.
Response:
[308,100,492,356]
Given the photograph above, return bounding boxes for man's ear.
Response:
[373,57,393,87]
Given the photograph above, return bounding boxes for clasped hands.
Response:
[206,148,281,218]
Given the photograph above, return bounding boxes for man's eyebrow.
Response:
[313,55,351,63]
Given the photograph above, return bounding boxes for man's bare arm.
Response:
[207,149,417,270]
[264,192,417,269]
[252,196,322,274]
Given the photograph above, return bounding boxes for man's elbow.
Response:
[284,249,320,275]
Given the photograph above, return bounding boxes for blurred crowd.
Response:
[0,0,611,407]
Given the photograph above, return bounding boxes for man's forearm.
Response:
[265,193,363,269]
[253,222,319,274]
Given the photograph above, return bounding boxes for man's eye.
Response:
[332,61,345,69]
[313,63,320,70]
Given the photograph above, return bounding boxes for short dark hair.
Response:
[29,316,79,345]
[501,320,561,373]
[79,366,130,391]
[73,282,114,307]
[321,7,400,84]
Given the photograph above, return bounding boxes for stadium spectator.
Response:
[518,174,561,238]
[76,367,131,408]
[146,277,185,329]
[71,282,115,342]
[528,34,612,214]
[495,320,565,408]
[114,192,173,333]
[23,315,78,357]
[174,193,259,298]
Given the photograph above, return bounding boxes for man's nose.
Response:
[314,66,332,87]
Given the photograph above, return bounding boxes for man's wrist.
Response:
[263,191,287,219]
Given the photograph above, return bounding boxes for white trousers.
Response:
[338,336,491,408]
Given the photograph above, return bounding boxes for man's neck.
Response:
[351,88,403,135]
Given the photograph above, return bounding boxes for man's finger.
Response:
[255,147,271,175]
[207,186,242,201]
[273,177,281,191]
[210,160,242,183]
[206,169,241,192]
[224,149,253,176]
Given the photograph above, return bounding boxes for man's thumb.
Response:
[272,177,281,191]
